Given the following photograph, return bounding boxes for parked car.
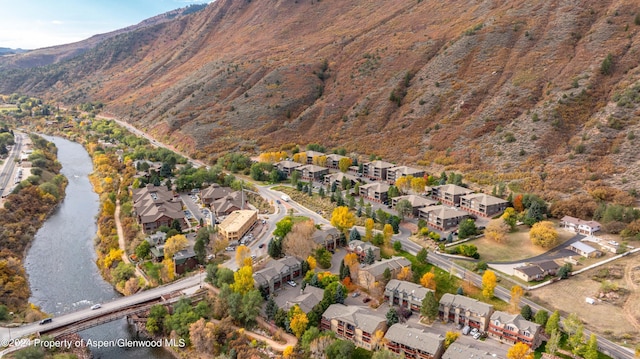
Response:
[362,297,371,303]
[287,280,297,287]
[352,292,360,298]
[462,326,471,335]
[473,332,482,340]
[470,328,479,336]
[258,243,265,249]
[276,200,281,204]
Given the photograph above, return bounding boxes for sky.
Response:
[0,0,210,50]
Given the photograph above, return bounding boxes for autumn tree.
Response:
[482,270,497,298]
[397,266,412,281]
[235,245,252,267]
[288,304,309,338]
[395,176,412,194]
[164,234,188,259]
[507,342,534,359]
[383,224,394,246]
[344,252,360,279]
[420,272,436,290]
[231,265,255,294]
[364,218,375,241]
[501,207,518,230]
[411,177,426,194]
[513,194,524,212]
[529,221,559,248]
[510,285,524,313]
[283,220,318,258]
[485,219,510,242]
[444,331,459,349]
[331,206,356,235]
[338,157,352,173]
[190,318,216,354]
[283,345,295,358]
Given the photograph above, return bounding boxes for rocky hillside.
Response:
[2,0,640,198]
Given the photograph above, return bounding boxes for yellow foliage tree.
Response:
[283,345,295,358]
[397,266,412,281]
[338,157,352,173]
[164,234,188,260]
[507,342,534,359]
[330,206,356,234]
[306,255,317,270]
[444,331,460,349]
[104,248,123,269]
[103,200,116,216]
[312,155,327,167]
[482,270,497,298]
[383,224,394,246]
[344,253,359,267]
[292,152,307,163]
[530,221,559,248]
[364,218,374,241]
[501,207,518,229]
[162,257,175,281]
[395,176,412,194]
[231,265,254,294]
[485,219,510,242]
[510,285,524,313]
[289,304,309,338]
[420,272,437,290]
[411,177,426,194]
[235,245,251,267]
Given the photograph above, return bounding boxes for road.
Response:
[0,132,23,197]
[93,114,635,359]
[0,272,204,344]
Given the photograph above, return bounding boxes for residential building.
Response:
[459,193,508,218]
[211,191,246,217]
[326,154,347,169]
[217,210,257,242]
[174,248,198,275]
[386,166,425,183]
[439,293,494,331]
[363,160,395,180]
[324,172,359,188]
[201,184,233,205]
[312,226,341,251]
[431,184,474,206]
[359,182,391,203]
[442,343,495,359]
[568,241,602,258]
[392,195,437,217]
[560,216,601,235]
[295,164,329,181]
[321,304,387,350]
[132,184,185,234]
[488,311,542,349]
[285,286,324,313]
[274,160,302,177]
[347,240,381,262]
[418,205,469,231]
[385,324,445,359]
[513,260,560,282]
[305,150,326,165]
[253,256,302,295]
[358,257,412,290]
[145,231,167,247]
[384,279,433,313]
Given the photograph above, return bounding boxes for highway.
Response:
[0,132,23,197]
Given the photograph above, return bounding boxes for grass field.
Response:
[473,224,575,262]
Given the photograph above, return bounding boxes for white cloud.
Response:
[51,20,64,25]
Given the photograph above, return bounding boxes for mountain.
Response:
[0,4,207,70]
[0,48,28,56]
[1,0,640,198]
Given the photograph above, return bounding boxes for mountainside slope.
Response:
[2,0,640,197]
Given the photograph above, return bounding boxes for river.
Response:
[24,136,172,359]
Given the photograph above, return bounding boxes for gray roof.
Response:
[305,150,325,158]
[285,286,324,313]
[439,294,493,316]
[384,324,444,355]
[312,227,340,245]
[362,257,411,278]
[393,194,437,207]
[385,279,432,301]
[514,265,544,278]
[442,343,495,359]
[322,304,386,333]
[418,205,469,220]
[326,153,347,161]
[348,240,378,253]
[275,160,302,169]
[388,166,424,176]
[535,260,560,272]
[297,164,329,172]
[201,184,233,201]
[366,160,395,169]
[253,256,301,285]
[461,193,508,206]
[491,311,540,334]
[434,184,473,196]
[570,241,598,254]
[360,182,391,193]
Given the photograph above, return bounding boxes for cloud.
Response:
[51,20,64,25]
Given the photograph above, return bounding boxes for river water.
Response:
[24,136,171,359]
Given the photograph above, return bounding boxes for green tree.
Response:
[546,310,560,334]
[349,228,361,242]
[386,307,399,326]
[557,263,572,279]
[546,329,561,355]
[290,170,300,186]
[584,334,598,359]
[13,346,44,359]
[393,240,402,251]
[601,53,613,75]
[364,248,376,265]
[135,240,151,260]
[520,305,533,320]
[420,291,439,321]
[325,339,355,359]
[534,309,549,326]
[416,248,428,263]
[395,199,412,221]
[458,219,477,239]
[568,324,585,356]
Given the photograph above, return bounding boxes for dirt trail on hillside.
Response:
[623,262,640,331]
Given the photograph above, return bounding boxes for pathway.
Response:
[114,198,149,286]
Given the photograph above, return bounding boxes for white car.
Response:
[90,304,102,310]
[473,332,481,340]
[470,328,479,336]
[287,280,297,287]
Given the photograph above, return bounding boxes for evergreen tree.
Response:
[546,311,560,334]
[365,248,376,265]
[386,308,399,326]
[349,228,361,242]
[339,260,346,280]
[420,291,439,321]
[319,187,325,198]
[335,285,345,304]
[520,305,533,320]
[265,296,278,321]
[416,248,428,263]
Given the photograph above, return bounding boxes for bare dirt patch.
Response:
[528,254,640,346]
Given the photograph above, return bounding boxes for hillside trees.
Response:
[529,221,558,248]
